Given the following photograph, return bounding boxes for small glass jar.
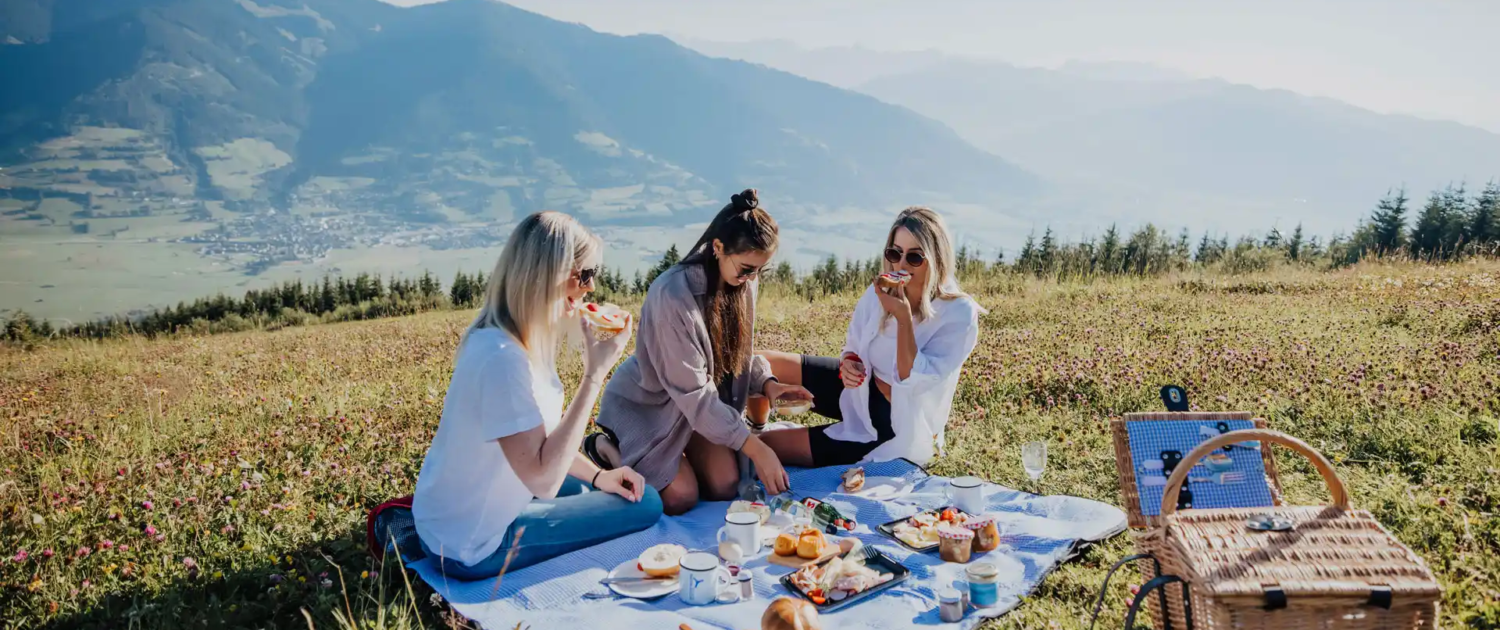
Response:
[966,562,1000,609]
[738,568,755,601]
[963,515,1001,554]
[938,588,966,622]
[937,526,974,563]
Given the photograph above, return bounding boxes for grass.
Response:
[3,260,1499,629]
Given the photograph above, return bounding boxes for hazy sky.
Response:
[381,0,1500,133]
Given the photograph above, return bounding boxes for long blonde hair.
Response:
[882,206,974,328]
[465,211,602,366]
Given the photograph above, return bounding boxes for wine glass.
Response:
[1022,441,1047,489]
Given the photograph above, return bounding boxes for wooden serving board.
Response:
[766,544,842,569]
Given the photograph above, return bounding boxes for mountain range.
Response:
[676,37,1500,235]
[0,0,1034,230]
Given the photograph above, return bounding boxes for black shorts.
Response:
[800,355,894,467]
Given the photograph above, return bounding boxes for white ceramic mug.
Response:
[678,552,732,606]
[947,476,986,514]
[717,511,761,554]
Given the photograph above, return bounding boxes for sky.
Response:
[380,0,1500,133]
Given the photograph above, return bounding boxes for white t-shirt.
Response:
[866,324,898,383]
[412,328,565,566]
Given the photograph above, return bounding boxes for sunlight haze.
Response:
[382,0,1500,133]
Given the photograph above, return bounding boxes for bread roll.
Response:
[796,530,825,559]
[762,597,823,630]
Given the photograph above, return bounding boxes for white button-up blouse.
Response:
[820,284,982,465]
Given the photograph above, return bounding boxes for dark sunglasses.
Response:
[884,247,927,267]
[574,267,599,285]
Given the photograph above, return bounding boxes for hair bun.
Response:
[731,189,759,211]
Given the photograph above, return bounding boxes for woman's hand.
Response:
[873,280,912,322]
[594,466,647,502]
[839,353,866,389]
[764,380,814,403]
[742,436,790,495]
[581,313,632,381]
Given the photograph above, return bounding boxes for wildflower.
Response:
[361,570,369,579]
[119,544,130,552]
[370,569,379,580]
[154,534,166,542]
[321,578,333,589]
[99,540,114,550]
[430,592,443,607]
[144,525,158,536]
[82,579,91,589]
[141,500,153,510]
[41,549,54,560]
[221,525,235,534]
[11,549,28,563]
[269,573,284,583]
[76,546,92,558]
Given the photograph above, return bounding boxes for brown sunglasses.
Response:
[884,247,926,267]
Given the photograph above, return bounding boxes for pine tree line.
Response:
[1342,182,1500,263]
[6,181,1498,345]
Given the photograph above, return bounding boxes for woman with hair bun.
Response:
[586,190,813,515]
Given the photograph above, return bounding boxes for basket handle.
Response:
[1160,429,1348,516]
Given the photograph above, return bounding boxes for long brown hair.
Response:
[681,189,779,383]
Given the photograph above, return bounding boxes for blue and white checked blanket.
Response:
[404,460,1126,629]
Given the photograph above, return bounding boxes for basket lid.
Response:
[1164,506,1441,599]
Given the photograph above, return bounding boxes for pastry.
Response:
[841,467,865,493]
[876,270,911,290]
[579,302,628,340]
[796,529,826,559]
[772,396,813,415]
[774,531,798,557]
[638,543,687,578]
[762,597,822,630]
[729,500,772,524]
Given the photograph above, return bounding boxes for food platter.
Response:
[876,506,976,552]
[779,548,911,613]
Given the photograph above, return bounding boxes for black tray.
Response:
[778,549,911,613]
[875,506,975,552]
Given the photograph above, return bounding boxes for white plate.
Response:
[605,559,679,600]
[844,476,916,500]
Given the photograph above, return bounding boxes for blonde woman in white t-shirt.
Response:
[755,206,983,467]
[412,211,661,579]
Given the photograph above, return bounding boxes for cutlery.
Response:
[1190,472,1245,485]
[599,576,676,585]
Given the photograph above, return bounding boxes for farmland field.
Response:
[2,261,1499,629]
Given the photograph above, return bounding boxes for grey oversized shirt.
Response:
[595,263,773,490]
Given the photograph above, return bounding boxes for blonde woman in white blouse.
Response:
[757,207,983,467]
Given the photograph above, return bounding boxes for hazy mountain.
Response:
[674,39,1500,229]
[0,0,1035,226]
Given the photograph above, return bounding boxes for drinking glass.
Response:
[1022,441,1047,485]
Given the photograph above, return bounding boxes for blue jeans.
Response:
[421,476,663,580]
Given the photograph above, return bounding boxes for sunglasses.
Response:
[573,267,599,285]
[884,247,927,268]
[734,262,765,280]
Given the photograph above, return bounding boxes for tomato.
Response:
[940,508,957,522]
[811,595,827,605]
[636,562,643,572]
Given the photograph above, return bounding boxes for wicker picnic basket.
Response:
[1128,429,1442,630]
[1110,412,1286,630]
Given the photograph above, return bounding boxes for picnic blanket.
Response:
[399,459,1127,629]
